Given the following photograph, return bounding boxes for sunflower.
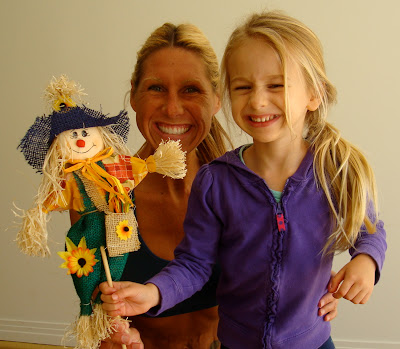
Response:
[53,96,76,111]
[116,220,133,241]
[58,237,98,278]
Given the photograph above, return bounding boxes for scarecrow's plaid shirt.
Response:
[103,154,149,193]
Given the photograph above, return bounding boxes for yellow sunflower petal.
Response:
[77,237,88,250]
[57,251,71,261]
[65,237,78,252]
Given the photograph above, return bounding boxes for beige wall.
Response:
[0,1,398,347]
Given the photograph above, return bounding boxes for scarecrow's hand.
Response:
[100,281,160,317]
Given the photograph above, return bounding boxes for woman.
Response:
[96,22,338,349]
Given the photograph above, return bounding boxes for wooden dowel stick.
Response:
[100,246,127,349]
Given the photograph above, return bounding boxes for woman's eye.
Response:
[148,85,163,92]
[81,130,88,137]
[184,86,200,93]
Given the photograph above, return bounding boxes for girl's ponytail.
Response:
[310,121,378,254]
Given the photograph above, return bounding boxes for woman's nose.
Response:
[76,139,86,148]
[163,92,184,117]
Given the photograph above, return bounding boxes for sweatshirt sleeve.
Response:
[350,210,387,284]
[146,164,221,315]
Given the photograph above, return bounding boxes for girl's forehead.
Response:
[227,37,304,79]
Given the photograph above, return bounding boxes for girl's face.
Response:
[228,37,319,145]
[59,127,104,160]
[131,47,221,153]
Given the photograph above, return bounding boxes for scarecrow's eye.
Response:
[71,131,78,139]
[59,103,66,109]
[81,130,88,137]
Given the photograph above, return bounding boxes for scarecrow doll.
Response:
[16,75,186,348]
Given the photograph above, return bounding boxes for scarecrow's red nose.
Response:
[76,139,86,148]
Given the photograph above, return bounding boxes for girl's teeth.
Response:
[158,124,189,135]
[250,115,278,122]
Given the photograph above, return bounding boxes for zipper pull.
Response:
[276,202,286,233]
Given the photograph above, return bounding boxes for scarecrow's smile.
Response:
[72,144,97,154]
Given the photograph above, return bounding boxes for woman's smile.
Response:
[156,123,191,136]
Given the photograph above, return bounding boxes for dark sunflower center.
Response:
[123,226,130,232]
[78,258,87,267]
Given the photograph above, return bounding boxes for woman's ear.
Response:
[130,81,137,112]
[213,93,222,115]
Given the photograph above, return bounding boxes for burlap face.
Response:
[105,210,140,257]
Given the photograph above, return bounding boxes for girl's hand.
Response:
[100,281,161,317]
[329,254,376,304]
[100,321,143,349]
[318,271,339,321]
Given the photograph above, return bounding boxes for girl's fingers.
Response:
[100,293,120,304]
[99,282,116,295]
[102,301,124,312]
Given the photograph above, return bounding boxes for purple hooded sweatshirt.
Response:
[147,147,387,349]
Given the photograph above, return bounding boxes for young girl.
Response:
[99,11,387,349]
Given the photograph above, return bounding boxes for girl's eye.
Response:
[268,84,284,89]
[71,131,78,139]
[81,130,88,137]
[233,85,251,91]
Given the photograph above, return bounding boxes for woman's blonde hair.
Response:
[221,11,378,254]
[131,22,232,164]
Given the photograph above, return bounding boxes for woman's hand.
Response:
[100,281,161,317]
[329,254,376,304]
[318,271,339,321]
[100,321,143,349]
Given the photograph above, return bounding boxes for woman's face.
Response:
[131,47,221,153]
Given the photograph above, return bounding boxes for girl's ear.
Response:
[307,94,321,112]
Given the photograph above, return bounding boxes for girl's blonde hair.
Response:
[131,22,232,164]
[221,11,378,254]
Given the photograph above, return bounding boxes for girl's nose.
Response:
[76,139,86,148]
[163,92,184,117]
[249,88,268,109]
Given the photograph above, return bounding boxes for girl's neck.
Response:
[243,137,309,191]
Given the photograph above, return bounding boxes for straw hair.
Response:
[221,11,379,254]
[131,22,232,163]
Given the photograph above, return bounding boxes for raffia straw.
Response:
[100,246,128,349]
[14,204,50,257]
[153,140,187,179]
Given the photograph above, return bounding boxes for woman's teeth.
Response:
[158,124,189,135]
[250,115,279,122]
